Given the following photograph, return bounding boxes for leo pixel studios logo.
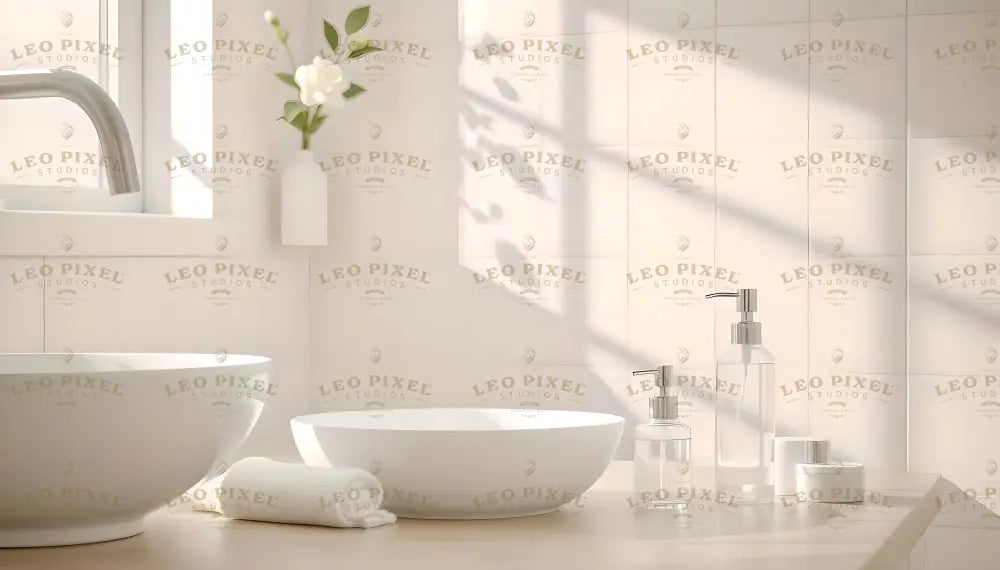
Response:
[628,124,741,193]
[470,123,585,193]
[9,123,118,190]
[627,11,740,83]
[778,260,894,307]
[627,235,740,307]
[163,351,276,416]
[930,146,1000,194]
[931,260,1000,307]
[931,15,1000,83]
[932,374,1000,420]
[471,348,587,409]
[315,235,432,306]
[779,12,894,82]
[778,124,897,195]
[7,10,122,72]
[164,260,279,308]
[166,11,279,82]
[317,347,433,409]
[472,12,584,84]
[625,368,715,421]
[320,12,433,84]
[10,261,125,307]
[470,240,586,306]
[318,123,433,194]
[778,349,897,419]
[6,367,125,419]
[165,123,280,194]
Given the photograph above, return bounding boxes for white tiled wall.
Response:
[906,4,1000,544]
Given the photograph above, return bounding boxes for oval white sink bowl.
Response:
[291,408,624,519]
[0,353,270,547]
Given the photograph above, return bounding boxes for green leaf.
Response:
[345,6,371,35]
[283,100,308,123]
[342,83,366,100]
[306,114,328,134]
[348,44,382,59]
[323,19,340,52]
[275,72,298,89]
[289,113,308,130]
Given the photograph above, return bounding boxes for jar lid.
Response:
[774,437,829,464]
[797,461,864,475]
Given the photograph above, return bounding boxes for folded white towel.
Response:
[217,457,396,528]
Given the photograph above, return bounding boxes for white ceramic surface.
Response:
[291,408,624,519]
[0,353,271,547]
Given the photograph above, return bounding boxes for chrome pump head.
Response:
[705,288,762,345]
[632,365,677,421]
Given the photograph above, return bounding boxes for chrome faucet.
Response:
[0,69,140,195]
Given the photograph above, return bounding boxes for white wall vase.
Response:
[280,149,327,246]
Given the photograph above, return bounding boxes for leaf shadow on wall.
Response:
[461,34,554,200]
[457,6,1000,470]
[460,24,640,460]
[457,21,1000,348]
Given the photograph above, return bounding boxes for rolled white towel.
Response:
[217,457,396,528]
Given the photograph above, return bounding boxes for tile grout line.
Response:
[42,255,47,352]
[625,0,631,371]
[714,0,719,349]
[805,0,812,438]
[904,0,912,473]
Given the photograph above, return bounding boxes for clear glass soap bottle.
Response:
[706,289,775,505]
[632,365,691,511]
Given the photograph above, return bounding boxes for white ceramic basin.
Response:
[291,408,624,519]
[0,353,270,547]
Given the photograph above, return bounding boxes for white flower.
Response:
[294,56,344,106]
[264,10,277,25]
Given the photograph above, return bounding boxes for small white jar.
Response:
[774,437,829,496]
[795,462,865,503]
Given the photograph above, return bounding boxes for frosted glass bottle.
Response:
[632,365,692,511]
[634,420,691,510]
[706,288,775,505]
[714,343,775,505]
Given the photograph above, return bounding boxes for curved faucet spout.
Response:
[0,69,140,195]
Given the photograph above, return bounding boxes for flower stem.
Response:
[300,104,324,150]
[301,107,311,149]
[281,39,297,70]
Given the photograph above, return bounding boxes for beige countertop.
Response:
[0,462,950,570]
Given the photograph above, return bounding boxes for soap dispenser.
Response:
[632,365,691,511]
[705,289,775,504]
